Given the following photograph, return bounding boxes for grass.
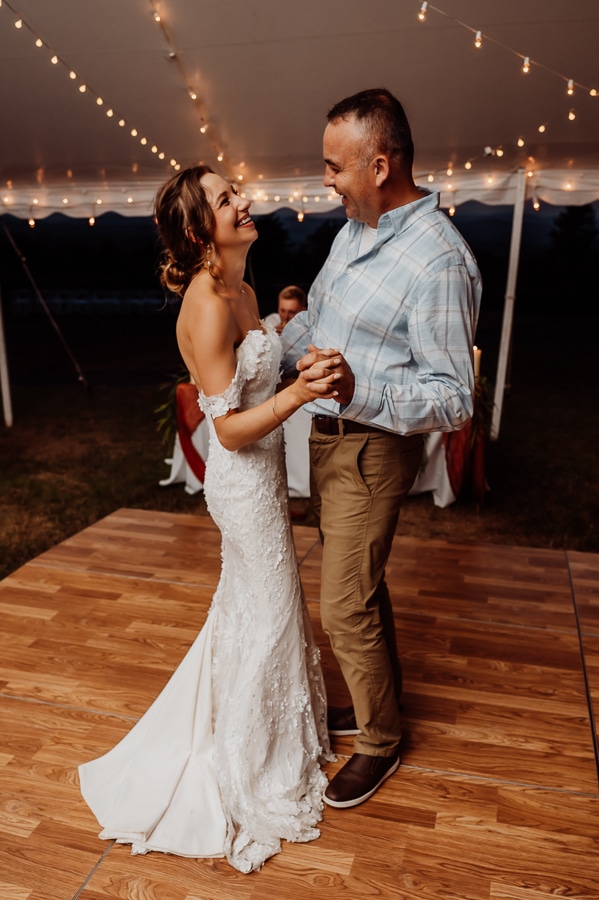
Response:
[0,310,597,581]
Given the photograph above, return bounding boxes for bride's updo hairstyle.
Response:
[154,165,216,297]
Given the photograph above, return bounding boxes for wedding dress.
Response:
[79,327,331,873]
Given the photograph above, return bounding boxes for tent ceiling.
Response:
[1,0,598,217]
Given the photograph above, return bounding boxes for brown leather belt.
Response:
[312,415,380,436]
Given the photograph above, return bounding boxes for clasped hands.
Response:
[296,344,355,406]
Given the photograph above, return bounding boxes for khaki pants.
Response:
[309,424,424,756]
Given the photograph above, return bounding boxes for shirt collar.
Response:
[349,188,440,243]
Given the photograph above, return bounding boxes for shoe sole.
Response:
[323,755,401,809]
[328,727,361,736]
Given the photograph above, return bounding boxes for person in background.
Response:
[264,284,307,334]
[282,87,482,810]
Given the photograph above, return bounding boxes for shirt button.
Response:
[347,266,353,273]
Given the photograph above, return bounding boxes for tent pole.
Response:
[1,223,89,389]
[0,282,13,428]
[490,168,527,441]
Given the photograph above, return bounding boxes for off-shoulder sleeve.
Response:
[198,376,242,419]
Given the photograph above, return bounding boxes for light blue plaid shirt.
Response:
[281,190,482,435]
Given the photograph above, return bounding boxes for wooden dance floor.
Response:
[1,508,599,899]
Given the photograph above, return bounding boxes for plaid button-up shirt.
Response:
[281,190,482,435]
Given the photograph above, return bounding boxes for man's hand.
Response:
[297,344,355,406]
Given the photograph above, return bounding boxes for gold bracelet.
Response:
[272,395,283,426]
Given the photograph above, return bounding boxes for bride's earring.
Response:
[205,242,216,277]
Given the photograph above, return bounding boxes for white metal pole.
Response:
[0,284,13,428]
[490,168,527,440]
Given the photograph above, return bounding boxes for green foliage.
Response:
[154,366,190,449]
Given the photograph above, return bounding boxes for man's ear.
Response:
[373,155,390,187]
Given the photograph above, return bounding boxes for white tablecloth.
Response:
[160,412,455,508]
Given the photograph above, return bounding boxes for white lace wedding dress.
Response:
[79,327,331,873]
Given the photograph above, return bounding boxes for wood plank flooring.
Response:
[1,508,598,899]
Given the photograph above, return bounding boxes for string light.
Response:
[568,109,576,121]
[464,161,472,170]
[28,217,35,228]
[88,216,95,226]
[418,2,428,22]
[567,79,574,96]
[2,2,180,178]
[474,31,482,49]
[522,57,530,74]
[517,136,525,147]
[538,123,547,133]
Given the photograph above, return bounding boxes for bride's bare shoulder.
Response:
[180,274,228,328]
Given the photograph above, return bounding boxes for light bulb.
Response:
[517,136,525,148]
[449,206,456,217]
[464,161,472,170]
[538,124,546,133]
[106,109,114,117]
[28,218,35,228]
[568,109,576,121]
[533,199,540,211]
[427,174,434,183]
[447,166,453,176]
[51,55,59,65]
[496,148,504,158]
[35,38,43,48]
[79,84,86,93]
[153,11,161,22]
[474,31,482,49]
[15,19,23,29]
[297,211,305,222]
[69,70,77,80]
[89,216,95,226]
[418,2,428,22]
[522,57,530,74]
[567,79,574,95]
[96,97,104,106]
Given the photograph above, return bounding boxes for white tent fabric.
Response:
[0,0,598,216]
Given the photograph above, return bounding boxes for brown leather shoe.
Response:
[327,705,360,736]
[324,751,400,808]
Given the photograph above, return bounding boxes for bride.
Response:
[79,166,341,873]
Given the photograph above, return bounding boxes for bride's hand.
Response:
[297,344,355,405]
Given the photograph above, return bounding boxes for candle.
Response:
[473,345,482,380]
